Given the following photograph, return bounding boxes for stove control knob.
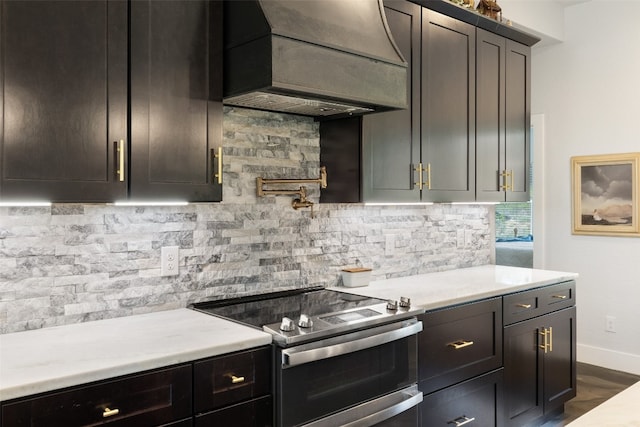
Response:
[386,300,398,311]
[399,296,411,308]
[298,314,313,329]
[280,317,296,332]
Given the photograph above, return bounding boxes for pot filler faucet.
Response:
[256,166,327,218]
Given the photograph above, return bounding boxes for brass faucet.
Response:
[256,167,327,218]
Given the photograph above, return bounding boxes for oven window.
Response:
[278,334,417,427]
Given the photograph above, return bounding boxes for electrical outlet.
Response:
[605,315,616,333]
[161,246,179,276]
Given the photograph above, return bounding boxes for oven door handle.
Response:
[281,319,422,368]
[301,385,423,427]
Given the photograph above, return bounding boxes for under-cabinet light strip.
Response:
[113,201,189,206]
[0,201,52,207]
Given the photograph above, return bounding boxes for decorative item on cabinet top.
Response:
[477,0,502,21]
[449,0,475,10]
[256,166,327,218]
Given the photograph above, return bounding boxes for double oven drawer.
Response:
[418,297,503,394]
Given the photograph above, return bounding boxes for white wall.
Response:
[532,1,640,374]
[499,0,566,45]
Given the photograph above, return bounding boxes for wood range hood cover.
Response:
[223,0,408,118]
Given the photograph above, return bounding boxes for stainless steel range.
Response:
[192,287,425,427]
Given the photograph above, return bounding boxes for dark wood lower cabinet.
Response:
[194,395,272,427]
[503,306,577,426]
[420,369,503,427]
[1,365,192,427]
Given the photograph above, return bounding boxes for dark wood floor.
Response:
[539,362,640,426]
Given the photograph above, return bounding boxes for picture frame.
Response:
[571,152,640,237]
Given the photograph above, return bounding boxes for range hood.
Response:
[223,0,408,118]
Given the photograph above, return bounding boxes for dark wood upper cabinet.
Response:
[420,9,476,202]
[321,2,476,203]
[130,0,222,202]
[0,1,127,202]
[361,0,421,202]
[321,1,532,204]
[0,0,222,203]
[476,28,531,202]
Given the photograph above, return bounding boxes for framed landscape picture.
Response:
[571,153,640,237]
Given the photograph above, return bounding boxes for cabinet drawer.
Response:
[194,346,271,413]
[194,395,272,427]
[1,364,192,427]
[503,281,575,325]
[420,369,503,427]
[418,298,502,394]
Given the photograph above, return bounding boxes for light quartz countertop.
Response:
[0,308,271,402]
[567,380,640,426]
[330,265,578,310]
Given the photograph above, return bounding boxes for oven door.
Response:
[276,318,422,427]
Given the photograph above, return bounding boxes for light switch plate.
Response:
[161,246,179,276]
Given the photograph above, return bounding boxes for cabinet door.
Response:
[0,0,127,202]
[503,306,576,426]
[543,306,577,412]
[476,30,531,203]
[361,0,421,202]
[421,9,475,202]
[504,40,531,202]
[130,0,223,202]
[503,315,544,426]
[476,29,506,202]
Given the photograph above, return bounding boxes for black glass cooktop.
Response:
[191,287,424,346]
[191,287,386,329]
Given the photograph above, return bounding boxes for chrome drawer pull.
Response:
[552,294,568,299]
[516,303,532,309]
[448,415,475,426]
[448,340,474,350]
[103,407,120,418]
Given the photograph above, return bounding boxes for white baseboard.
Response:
[578,343,640,375]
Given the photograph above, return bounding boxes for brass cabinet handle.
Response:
[426,163,432,190]
[510,169,514,192]
[115,140,125,182]
[516,303,532,309]
[448,340,474,350]
[226,374,245,384]
[552,295,568,300]
[500,170,508,191]
[213,146,223,184]
[448,415,476,426]
[103,407,120,418]
[548,326,553,352]
[414,163,424,190]
[539,328,549,353]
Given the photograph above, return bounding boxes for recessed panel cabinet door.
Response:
[421,9,476,202]
[130,0,223,202]
[361,0,421,202]
[0,1,127,202]
[476,28,530,202]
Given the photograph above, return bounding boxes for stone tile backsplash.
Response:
[0,107,492,333]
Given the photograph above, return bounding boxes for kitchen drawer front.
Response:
[420,369,503,427]
[418,297,502,395]
[1,364,192,427]
[194,346,271,413]
[503,281,575,325]
[194,395,272,427]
